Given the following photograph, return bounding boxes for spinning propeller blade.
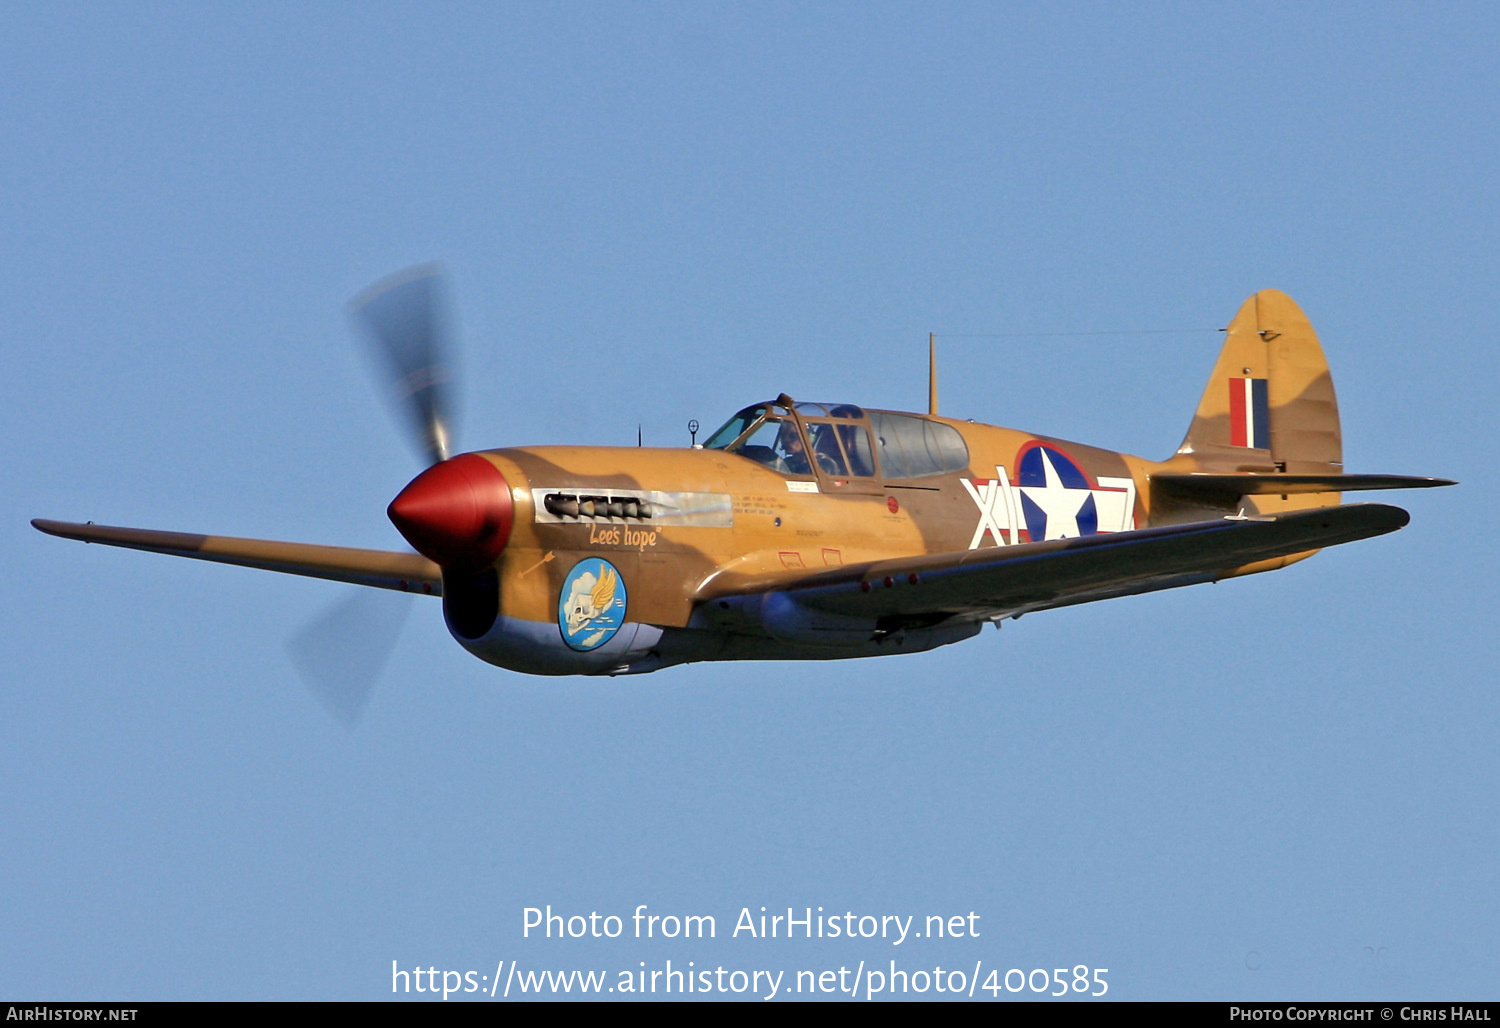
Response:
[288,263,470,724]
[349,263,457,467]
[286,588,413,728]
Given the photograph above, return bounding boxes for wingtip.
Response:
[1344,502,1411,534]
[1393,476,1458,488]
[32,519,98,542]
[1388,476,1459,488]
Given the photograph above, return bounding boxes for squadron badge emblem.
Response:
[558,557,627,651]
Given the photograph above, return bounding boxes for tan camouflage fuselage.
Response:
[444,290,1346,673]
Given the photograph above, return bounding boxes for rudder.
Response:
[1176,290,1342,474]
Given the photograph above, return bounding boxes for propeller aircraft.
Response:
[35,269,1453,684]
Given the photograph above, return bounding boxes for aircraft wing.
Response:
[32,519,443,595]
[697,503,1410,636]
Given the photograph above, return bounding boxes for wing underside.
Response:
[32,519,443,595]
[697,504,1411,637]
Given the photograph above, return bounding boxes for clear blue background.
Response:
[3,2,1493,1001]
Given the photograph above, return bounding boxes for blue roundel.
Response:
[1017,444,1090,489]
[1016,443,1101,541]
[558,557,628,651]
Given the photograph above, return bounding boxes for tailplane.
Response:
[1156,291,1454,532]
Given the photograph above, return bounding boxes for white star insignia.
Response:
[1020,448,1091,540]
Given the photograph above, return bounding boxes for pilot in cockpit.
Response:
[775,421,812,475]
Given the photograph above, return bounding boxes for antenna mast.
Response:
[928,332,938,415]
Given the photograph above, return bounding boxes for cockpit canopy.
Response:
[703,400,969,479]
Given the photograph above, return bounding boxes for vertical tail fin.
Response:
[1177,290,1342,474]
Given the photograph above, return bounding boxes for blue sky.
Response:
[3,2,1495,1001]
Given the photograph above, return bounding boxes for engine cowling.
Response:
[390,453,668,674]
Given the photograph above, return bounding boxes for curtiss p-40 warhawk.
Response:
[36,269,1453,685]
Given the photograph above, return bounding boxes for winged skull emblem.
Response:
[563,564,619,637]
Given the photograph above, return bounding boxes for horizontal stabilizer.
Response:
[1153,473,1456,507]
[32,519,442,595]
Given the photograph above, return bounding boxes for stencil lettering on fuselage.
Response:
[963,443,1136,548]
